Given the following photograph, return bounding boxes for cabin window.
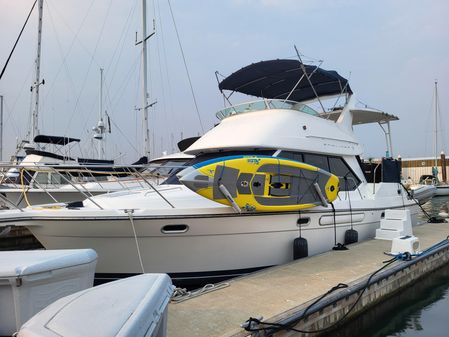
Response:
[303,153,330,172]
[49,173,71,185]
[277,151,303,162]
[35,172,49,185]
[278,151,361,191]
[328,157,360,190]
[279,151,331,172]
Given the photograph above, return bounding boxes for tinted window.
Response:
[328,157,360,190]
[303,153,330,172]
[277,151,303,162]
[279,151,330,171]
[279,151,360,191]
[49,173,71,184]
[35,172,48,185]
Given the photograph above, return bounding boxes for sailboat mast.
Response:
[141,0,150,160]
[434,80,439,169]
[31,0,44,145]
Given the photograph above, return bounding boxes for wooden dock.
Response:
[168,221,449,337]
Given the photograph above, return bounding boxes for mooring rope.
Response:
[126,209,145,274]
[242,234,449,335]
[171,282,230,303]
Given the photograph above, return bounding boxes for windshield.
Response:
[215,99,318,120]
[146,159,190,177]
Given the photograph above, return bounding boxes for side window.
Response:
[278,151,303,162]
[35,172,49,185]
[276,151,360,191]
[328,157,360,190]
[50,173,71,184]
[303,153,330,172]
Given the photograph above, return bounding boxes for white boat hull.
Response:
[435,185,449,196]
[409,184,437,204]
[5,193,419,285]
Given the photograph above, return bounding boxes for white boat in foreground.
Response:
[17,274,174,337]
[0,59,420,286]
[0,249,97,336]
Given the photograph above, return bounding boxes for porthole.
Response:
[161,224,189,234]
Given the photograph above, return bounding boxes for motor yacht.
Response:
[0,60,419,286]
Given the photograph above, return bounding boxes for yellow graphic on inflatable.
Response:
[178,156,339,212]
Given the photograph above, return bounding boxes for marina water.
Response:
[329,195,449,337]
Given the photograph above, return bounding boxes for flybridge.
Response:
[216,58,399,134]
[215,58,357,125]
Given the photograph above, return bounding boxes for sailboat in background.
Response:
[0,0,168,208]
[9,0,135,166]
[429,81,449,196]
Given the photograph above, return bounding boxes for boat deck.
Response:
[168,221,449,337]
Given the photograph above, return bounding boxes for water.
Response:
[419,195,449,222]
[330,195,449,337]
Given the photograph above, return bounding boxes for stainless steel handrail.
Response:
[372,163,382,194]
[0,162,188,210]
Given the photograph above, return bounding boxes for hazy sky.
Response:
[0,0,448,162]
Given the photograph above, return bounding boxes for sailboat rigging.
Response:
[430,80,449,196]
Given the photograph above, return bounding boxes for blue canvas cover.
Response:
[219,59,352,102]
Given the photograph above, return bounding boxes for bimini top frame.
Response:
[218,59,352,103]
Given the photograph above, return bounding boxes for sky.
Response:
[0,0,448,163]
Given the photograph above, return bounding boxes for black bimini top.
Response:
[218,59,352,102]
[34,135,81,146]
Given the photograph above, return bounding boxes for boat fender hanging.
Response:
[344,229,358,245]
[293,237,308,260]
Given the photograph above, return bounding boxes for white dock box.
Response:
[0,249,97,336]
[18,273,174,337]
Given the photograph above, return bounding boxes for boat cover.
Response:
[17,274,173,337]
[34,135,80,145]
[0,249,97,277]
[218,59,352,102]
